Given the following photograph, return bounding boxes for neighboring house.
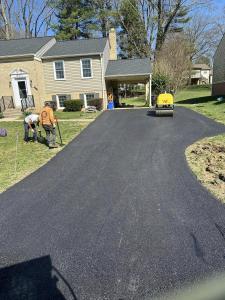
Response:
[213,33,225,96]
[0,29,152,112]
[191,64,212,85]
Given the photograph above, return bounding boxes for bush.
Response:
[152,72,171,94]
[0,112,4,119]
[23,111,32,117]
[64,100,83,112]
[87,98,103,110]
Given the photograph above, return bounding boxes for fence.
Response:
[21,95,35,111]
[0,96,14,112]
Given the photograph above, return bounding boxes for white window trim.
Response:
[57,95,66,109]
[83,93,95,108]
[53,60,66,81]
[80,58,93,79]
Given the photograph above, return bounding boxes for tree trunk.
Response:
[0,0,10,39]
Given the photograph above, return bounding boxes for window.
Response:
[81,59,92,78]
[57,95,67,108]
[54,61,65,80]
[83,93,95,108]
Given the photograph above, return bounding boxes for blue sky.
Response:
[213,0,225,10]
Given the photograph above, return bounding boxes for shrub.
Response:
[64,100,83,112]
[0,112,4,119]
[87,98,103,110]
[23,111,32,117]
[152,72,171,94]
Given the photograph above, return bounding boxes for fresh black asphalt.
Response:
[1,107,225,299]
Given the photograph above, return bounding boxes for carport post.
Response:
[149,74,152,107]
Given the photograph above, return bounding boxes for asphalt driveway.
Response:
[1,107,225,299]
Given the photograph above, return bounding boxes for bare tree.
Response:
[0,0,54,39]
[0,0,14,39]
[15,0,55,38]
[114,0,213,57]
[155,33,192,91]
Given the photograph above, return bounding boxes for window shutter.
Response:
[94,93,99,99]
[52,95,57,102]
[66,94,71,101]
[79,94,84,101]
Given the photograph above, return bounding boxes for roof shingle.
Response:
[43,38,107,58]
[0,36,53,57]
[105,58,152,77]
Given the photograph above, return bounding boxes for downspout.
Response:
[100,54,106,110]
[149,73,152,107]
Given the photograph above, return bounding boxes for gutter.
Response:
[42,52,103,60]
[105,73,151,78]
[0,54,34,59]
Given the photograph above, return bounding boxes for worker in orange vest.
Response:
[39,102,58,148]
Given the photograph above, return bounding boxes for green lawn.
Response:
[0,119,95,193]
[55,110,101,120]
[177,85,225,203]
[175,85,225,125]
[120,95,146,107]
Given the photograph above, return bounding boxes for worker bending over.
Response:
[39,102,58,148]
[24,113,39,143]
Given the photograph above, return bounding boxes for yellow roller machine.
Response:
[155,93,174,116]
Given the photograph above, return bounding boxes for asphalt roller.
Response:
[155,93,174,116]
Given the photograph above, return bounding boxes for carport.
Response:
[105,58,152,108]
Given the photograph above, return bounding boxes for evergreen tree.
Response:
[92,0,116,38]
[53,0,94,40]
[155,0,190,52]
[118,0,149,58]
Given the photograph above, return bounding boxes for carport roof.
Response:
[105,58,152,79]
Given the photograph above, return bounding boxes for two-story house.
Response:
[0,29,152,112]
[212,33,225,96]
[191,64,212,85]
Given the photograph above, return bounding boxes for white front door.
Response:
[11,70,31,108]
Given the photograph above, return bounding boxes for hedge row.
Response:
[63,99,103,112]
[64,100,83,111]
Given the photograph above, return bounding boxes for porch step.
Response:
[3,109,23,119]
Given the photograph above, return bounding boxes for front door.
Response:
[18,81,28,99]
[11,70,32,108]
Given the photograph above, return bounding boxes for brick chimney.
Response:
[109,28,117,60]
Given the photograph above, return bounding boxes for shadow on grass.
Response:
[176,96,215,105]
[0,255,77,300]
[213,99,225,105]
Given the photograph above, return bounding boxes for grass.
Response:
[120,95,146,107]
[175,85,225,125]
[54,110,101,120]
[0,118,96,193]
[177,85,225,203]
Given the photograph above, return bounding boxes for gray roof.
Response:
[43,38,108,58]
[105,58,152,77]
[0,36,53,57]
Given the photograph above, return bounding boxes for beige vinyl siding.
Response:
[42,56,103,95]
[0,58,46,111]
[213,33,225,84]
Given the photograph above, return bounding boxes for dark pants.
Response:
[24,122,37,142]
[43,124,56,146]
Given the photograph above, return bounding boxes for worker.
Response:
[39,102,58,148]
[24,113,39,143]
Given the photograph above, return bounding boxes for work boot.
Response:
[49,143,58,149]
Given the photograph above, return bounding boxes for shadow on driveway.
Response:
[0,255,77,300]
